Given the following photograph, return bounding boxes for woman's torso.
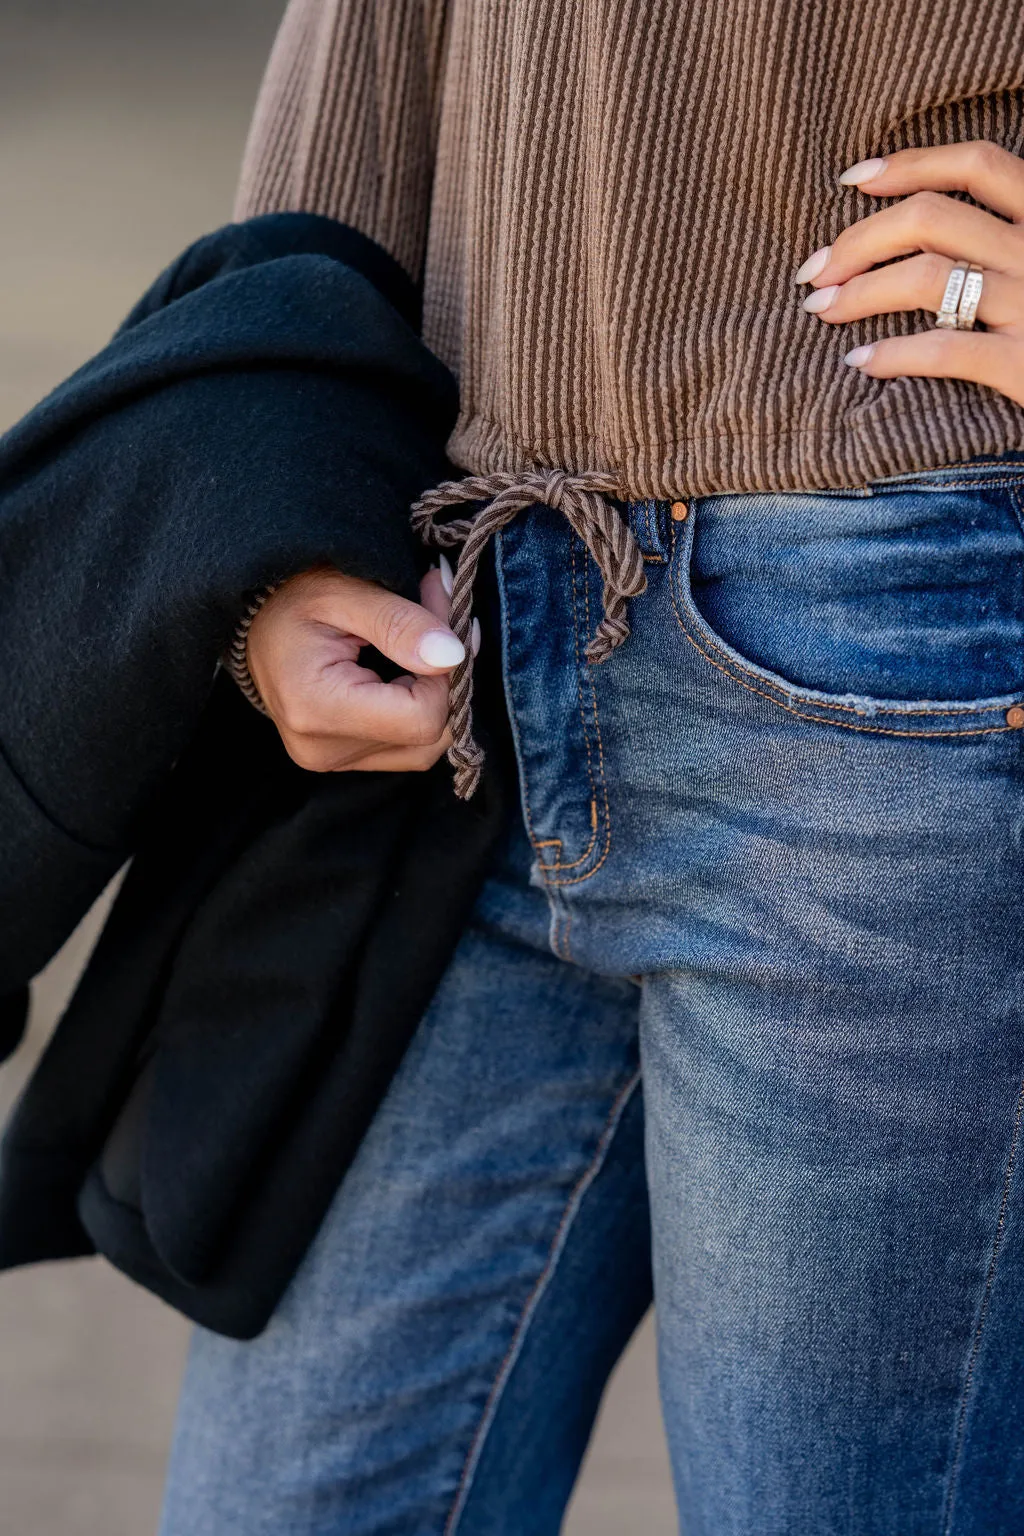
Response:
[426,0,1024,496]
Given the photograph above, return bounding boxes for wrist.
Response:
[222,585,279,713]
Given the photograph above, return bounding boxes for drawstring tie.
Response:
[411,469,647,799]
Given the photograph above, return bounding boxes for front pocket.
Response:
[668,488,1024,740]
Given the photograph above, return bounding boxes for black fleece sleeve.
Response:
[0,213,457,1014]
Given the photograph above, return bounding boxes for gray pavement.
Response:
[0,6,675,1531]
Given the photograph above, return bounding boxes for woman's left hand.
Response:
[796,141,1024,407]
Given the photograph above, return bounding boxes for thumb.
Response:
[327,572,466,676]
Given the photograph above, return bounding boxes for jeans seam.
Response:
[552,888,574,961]
[875,474,1024,493]
[504,534,611,880]
[941,1074,1024,1536]
[543,549,617,890]
[1011,485,1024,541]
[497,533,567,868]
[442,1067,643,1536]
[554,539,602,871]
[535,540,614,885]
[540,882,574,962]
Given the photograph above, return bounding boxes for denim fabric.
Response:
[161,459,1024,1536]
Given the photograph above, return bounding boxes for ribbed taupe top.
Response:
[236,0,1024,498]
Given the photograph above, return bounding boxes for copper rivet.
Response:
[1007,706,1024,729]
[670,500,689,521]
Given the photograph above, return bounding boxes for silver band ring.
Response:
[956,263,984,330]
[935,263,968,329]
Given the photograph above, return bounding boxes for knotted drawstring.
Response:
[411,468,647,798]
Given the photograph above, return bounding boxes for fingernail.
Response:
[418,629,465,668]
[802,284,841,314]
[438,552,454,597]
[471,617,482,657]
[839,157,887,187]
[844,343,876,368]
[795,246,831,284]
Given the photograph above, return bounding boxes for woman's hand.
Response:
[796,141,1024,407]
[246,560,473,774]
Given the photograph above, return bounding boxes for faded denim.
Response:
[161,457,1024,1536]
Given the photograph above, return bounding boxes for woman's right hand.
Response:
[246,563,467,774]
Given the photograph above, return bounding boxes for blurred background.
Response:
[0,3,674,1531]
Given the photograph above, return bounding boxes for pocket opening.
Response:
[668,503,1024,737]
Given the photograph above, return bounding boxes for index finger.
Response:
[840,141,1024,223]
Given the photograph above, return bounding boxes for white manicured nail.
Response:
[844,343,877,368]
[438,552,454,596]
[795,247,831,284]
[418,629,465,668]
[839,157,887,186]
[802,284,841,314]
[471,617,482,656]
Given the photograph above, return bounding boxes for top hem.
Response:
[444,391,1024,501]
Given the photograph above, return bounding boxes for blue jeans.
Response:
[160,461,1024,1535]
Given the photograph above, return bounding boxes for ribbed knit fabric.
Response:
[236,0,1024,498]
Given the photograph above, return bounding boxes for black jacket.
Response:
[0,214,511,1337]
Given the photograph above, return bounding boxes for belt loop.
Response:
[631,498,674,563]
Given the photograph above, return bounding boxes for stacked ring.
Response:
[935,264,968,328]
[957,263,984,330]
[935,261,984,331]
